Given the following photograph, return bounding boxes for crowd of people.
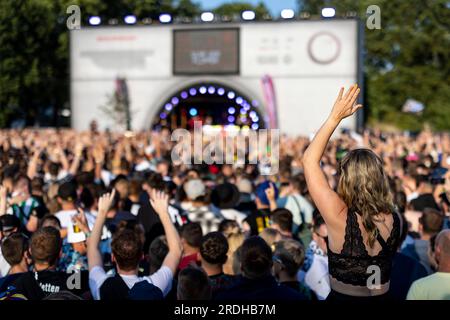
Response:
[0,86,449,301]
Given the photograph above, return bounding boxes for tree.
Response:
[213,1,270,19]
[297,0,450,131]
[0,0,201,127]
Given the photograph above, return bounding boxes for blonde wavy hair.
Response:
[337,149,394,247]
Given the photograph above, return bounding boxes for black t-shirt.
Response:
[410,193,439,211]
[11,270,90,300]
[243,208,271,236]
[137,202,164,253]
[0,273,23,293]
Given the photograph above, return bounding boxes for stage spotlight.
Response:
[321,7,336,18]
[242,10,255,21]
[189,88,197,96]
[201,12,214,22]
[89,16,101,25]
[181,91,188,99]
[208,86,215,94]
[281,9,295,19]
[251,123,259,130]
[228,107,236,115]
[217,88,225,95]
[160,112,167,119]
[199,86,207,94]
[165,103,173,111]
[171,97,179,105]
[159,13,172,23]
[124,15,137,24]
[228,116,235,123]
[189,108,198,116]
[227,91,235,99]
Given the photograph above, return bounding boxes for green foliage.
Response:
[213,1,270,19]
[298,0,450,131]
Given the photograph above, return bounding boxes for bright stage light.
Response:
[281,9,295,19]
[201,12,214,22]
[159,13,172,23]
[242,10,255,21]
[321,7,336,18]
[89,16,101,25]
[124,15,137,24]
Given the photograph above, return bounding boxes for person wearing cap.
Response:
[54,181,79,239]
[242,181,278,236]
[210,183,246,227]
[183,179,223,235]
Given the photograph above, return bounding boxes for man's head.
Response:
[240,236,273,280]
[1,233,29,268]
[180,223,203,251]
[200,232,229,268]
[0,215,21,239]
[312,214,328,254]
[111,229,143,272]
[113,176,129,200]
[177,267,211,300]
[39,215,62,230]
[156,160,170,177]
[183,179,206,202]
[13,174,31,197]
[270,209,293,236]
[148,235,168,274]
[272,239,305,281]
[419,208,444,238]
[434,230,450,271]
[57,182,77,205]
[30,227,62,269]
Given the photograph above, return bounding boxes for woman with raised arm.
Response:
[302,84,402,300]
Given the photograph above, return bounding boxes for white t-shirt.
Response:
[0,247,11,277]
[55,209,78,229]
[89,265,173,300]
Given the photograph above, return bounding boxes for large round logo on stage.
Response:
[307,32,341,65]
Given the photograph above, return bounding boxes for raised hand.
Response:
[264,183,276,202]
[329,84,363,123]
[149,189,169,217]
[97,189,116,218]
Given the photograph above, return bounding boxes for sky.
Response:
[196,0,299,16]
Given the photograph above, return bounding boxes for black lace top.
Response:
[327,210,401,287]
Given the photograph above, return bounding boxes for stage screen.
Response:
[173,28,239,74]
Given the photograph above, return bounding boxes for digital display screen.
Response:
[173,29,239,74]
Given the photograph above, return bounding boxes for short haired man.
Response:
[215,236,308,300]
[200,232,235,296]
[179,222,202,270]
[87,190,182,300]
[270,208,294,239]
[299,213,330,300]
[0,215,21,276]
[11,227,89,300]
[177,266,212,300]
[407,230,450,300]
[402,208,444,274]
[272,239,315,300]
[0,233,30,292]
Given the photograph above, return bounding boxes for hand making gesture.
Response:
[329,84,362,123]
